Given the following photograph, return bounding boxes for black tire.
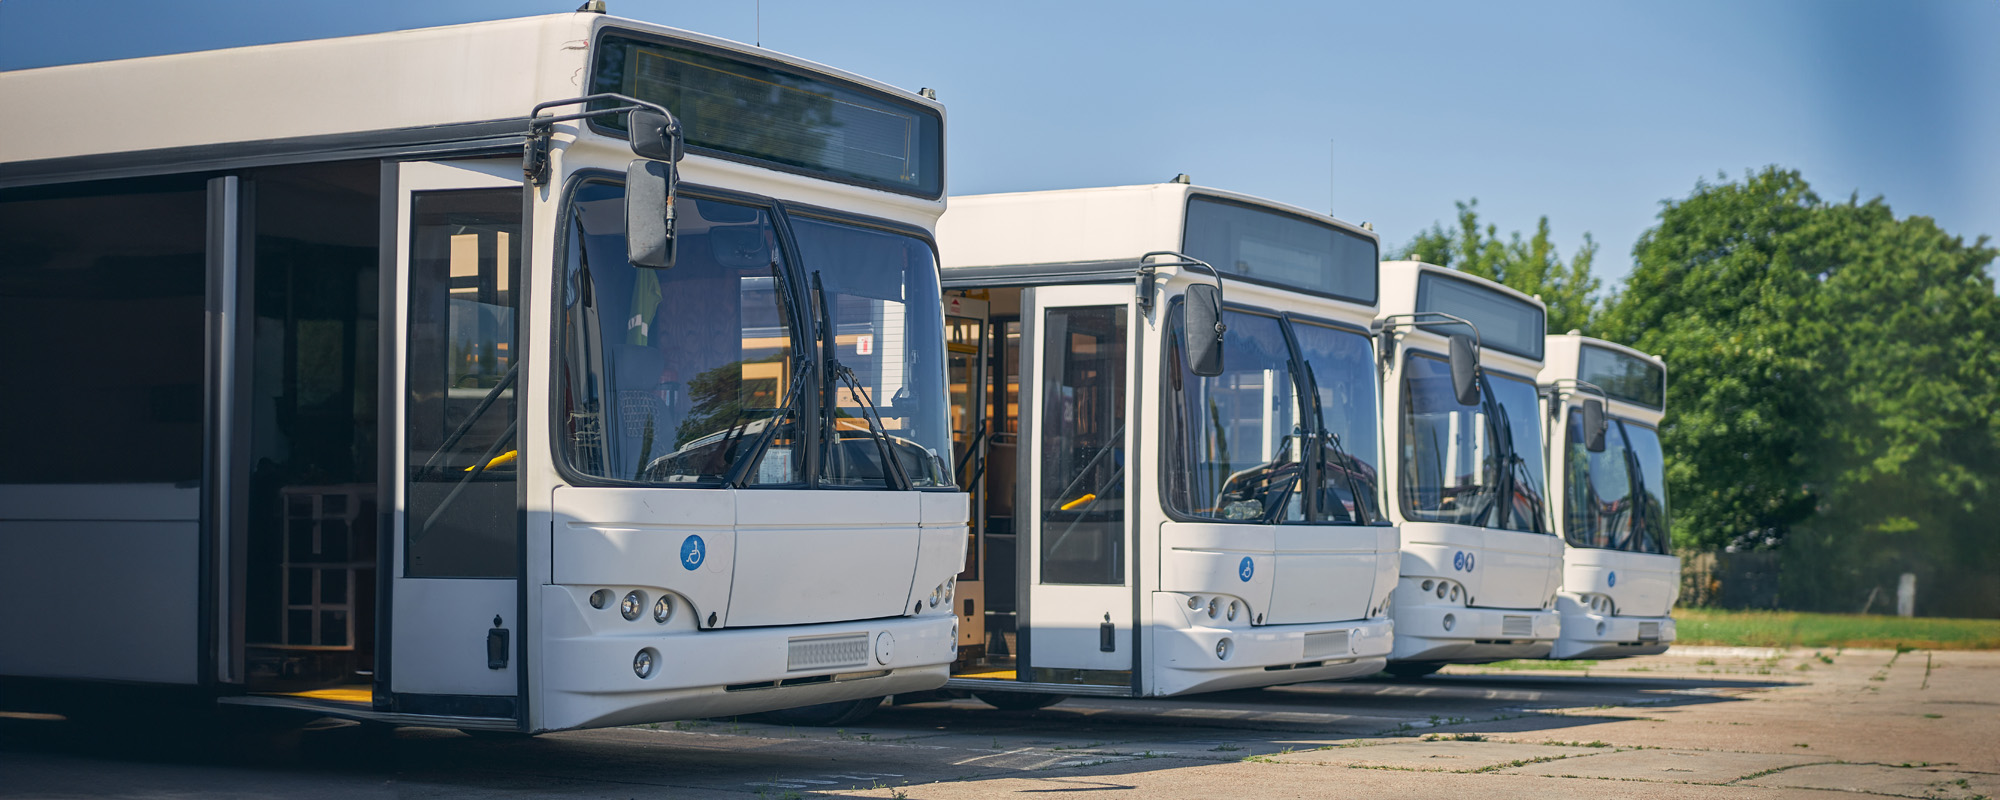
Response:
[753,696,885,727]
[974,691,1066,711]
[1384,661,1446,679]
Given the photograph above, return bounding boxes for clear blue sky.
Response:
[2,0,1993,287]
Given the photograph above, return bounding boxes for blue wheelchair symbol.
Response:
[1609,571,1617,587]
[680,535,706,571]
[1238,556,1255,582]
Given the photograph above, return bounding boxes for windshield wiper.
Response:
[1302,362,1372,524]
[812,271,913,490]
[716,356,814,487]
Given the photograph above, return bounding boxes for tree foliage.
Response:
[1398,199,1601,334]
[1599,167,2000,616]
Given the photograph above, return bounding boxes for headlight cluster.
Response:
[926,576,956,611]
[588,587,680,626]
[1185,595,1245,624]
[1583,594,1616,615]
[1419,578,1465,604]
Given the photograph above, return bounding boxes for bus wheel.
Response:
[754,696,885,727]
[1384,662,1445,679]
[974,691,1066,711]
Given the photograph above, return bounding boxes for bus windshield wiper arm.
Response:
[720,356,814,488]
[1303,362,1372,524]
[812,271,913,490]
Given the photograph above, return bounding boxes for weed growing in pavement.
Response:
[1422,733,1486,742]
[1541,740,1612,748]
[1467,754,1573,774]
[1793,743,1810,748]
[1795,663,1812,671]
[1211,744,1242,752]
[1696,658,1717,666]
[1817,652,1835,664]
[1924,713,1944,719]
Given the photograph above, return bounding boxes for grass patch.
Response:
[1673,608,2000,650]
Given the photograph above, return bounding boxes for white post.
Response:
[1897,573,1917,617]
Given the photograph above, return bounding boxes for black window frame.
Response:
[1579,343,1666,410]
[1396,350,1549,532]
[1159,298,1389,527]
[1414,270,1546,361]
[547,170,955,492]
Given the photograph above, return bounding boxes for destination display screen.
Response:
[1182,196,1379,304]
[591,33,944,198]
[1415,271,1545,360]
[1579,344,1665,409]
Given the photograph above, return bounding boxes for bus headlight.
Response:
[589,589,611,610]
[1187,595,1202,610]
[653,594,674,624]
[929,584,943,608]
[621,591,645,621]
[1206,598,1220,619]
[1227,601,1240,622]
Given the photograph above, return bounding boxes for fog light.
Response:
[589,589,611,609]
[1227,601,1240,622]
[1216,637,1233,660]
[1442,613,1456,632]
[1207,598,1220,619]
[633,648,657,678]
[1596,621,1607,636]
[621,591,645,621]
[1421,580,1435,592]
[652,594,674,624]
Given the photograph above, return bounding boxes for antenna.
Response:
[756,0,762,47]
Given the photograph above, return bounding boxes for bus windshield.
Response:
[1564,416,1668,553]
[1400,359,1547,532]
[1621,422,1670,553]
[1164,306,1381,524]
[556,182,950,488]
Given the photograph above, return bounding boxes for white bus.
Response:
[928,183,1397,708]
[1540,334,1678,658]
[1376,261,1561,676]
[0,11,965,733]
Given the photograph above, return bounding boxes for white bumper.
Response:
[1388,604,1560,663]
[1148,592,1393,696]
[1552,605,1676,660]
[536,585,956,731]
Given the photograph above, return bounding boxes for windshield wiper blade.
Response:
[1303,362,1372,524]
[719,357,814,487]
[812,271,913,490]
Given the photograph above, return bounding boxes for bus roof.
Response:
[0,13,941,190]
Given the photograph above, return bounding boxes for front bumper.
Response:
[1149,593,1393,696]
[1552,611,1676,660]
[1388,604,1559,663]
[537,585,956,731]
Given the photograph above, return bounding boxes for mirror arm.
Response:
[523,93,681,185]
[1373,312,1483,360]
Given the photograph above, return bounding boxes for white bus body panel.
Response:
[1541,334,1681,660]
[942,187,1397,696]
[0,485,201,684]
[1379,261,1563,664]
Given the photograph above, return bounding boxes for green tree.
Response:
[1601,167,2000,616]
[1398,199,1600,334]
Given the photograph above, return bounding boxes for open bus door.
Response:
[383,159,526,724]
[1016,285,1137,688]
[944,295,990,660]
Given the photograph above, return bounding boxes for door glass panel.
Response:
[1039,305,1127,585]
[405,189,520,578]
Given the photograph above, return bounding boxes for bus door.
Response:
[1019,285,1136,685]
[944,295,990,659]
[386,159,524,718]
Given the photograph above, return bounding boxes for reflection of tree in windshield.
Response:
[675,353,788,449]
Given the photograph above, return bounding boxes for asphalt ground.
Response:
[2,646,1994,799]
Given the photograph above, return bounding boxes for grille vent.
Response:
[1501,615,1534,638]
[788,633,870,671]
[1303,630,1351,659]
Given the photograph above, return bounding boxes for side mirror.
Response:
[1184,283,1226,377]
[627,109,683,163]
[1582,398,1608,452]
[1447,333,1480,406]
[626,159,677,269]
